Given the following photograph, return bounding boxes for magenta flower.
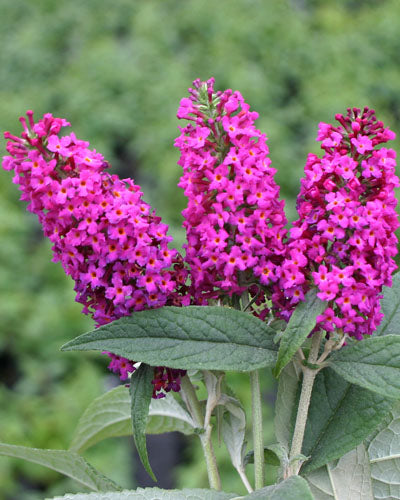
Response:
[175,79,287,317]
[276,107,399,339]
[3,111,188,397]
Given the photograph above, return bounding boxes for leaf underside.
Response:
[69,386,195,453]
[368,401,400,499]
[244,475,314,499]
[0,443,121,492]
[306,444,374,500]
[46,487,239,500]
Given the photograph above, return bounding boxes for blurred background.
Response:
[1,0,400,497]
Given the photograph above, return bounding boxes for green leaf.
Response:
[301,367,393,474]
[0,443,121,492]
[375,272,400,336]
[329,335,400,399]
[146,395,197,435]
[306,444,374,500]
[130,364,156,482]
[368,401,400,499]
[218,394,247,473]
[244,444,284,467]
[46,488,238,500]
[244,475,314,499]
[274,361,302,452]
[61,306,277,372]
[273,289,326,377]
[69,386,196,453]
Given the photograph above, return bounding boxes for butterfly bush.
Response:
[3,89,399,405]
[3,111,187,397]
[175,78,287,317]
[275,107,399,339]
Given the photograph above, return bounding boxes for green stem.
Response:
[199,431,221,491]
[250,369,265,489]
[239,289,265,489]
[288,332,322,476]
[180,374,204,425]
[180,375,221,490]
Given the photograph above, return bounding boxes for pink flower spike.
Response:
[3,109,189,395]
[176,79,287,305]
[275,106,398,338]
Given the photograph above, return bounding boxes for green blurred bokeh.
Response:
[1,0,400,497]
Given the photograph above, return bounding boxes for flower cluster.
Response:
[275,107,399,339]
[3,91,398,400]
[175,79,287,314]
[3,111,188,397]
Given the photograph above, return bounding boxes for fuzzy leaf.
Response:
[244,444,284,467]
[69,386,196,453]
[301,368,392,474]
[219,394,247,473]
[130,364,156,482]
[306,444,374,500]
[329,335,400,399]
[368,401,400,499]
[146,397,197,435]
[274,289,326,377]
[61,306,277,372]
[244,475,314,499]
[46,488,238,500]
[375,272,400,336]
[0,443,121,492]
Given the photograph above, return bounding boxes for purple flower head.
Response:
[3,111,189,396]
[276,107,399,338]
[175,79,287,317]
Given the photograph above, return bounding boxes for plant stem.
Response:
[250,369,265,489]
[180,374,204,425]
[180,375,222,490]
[199,428,221,491]
[288,332,322,476]
[239,289,265,490]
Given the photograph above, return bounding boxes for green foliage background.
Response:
[1,0,400,497]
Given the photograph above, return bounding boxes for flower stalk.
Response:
[239,290,265,489]
[250,369,265,489]
[180,375,221,490]
[288,332,322,476]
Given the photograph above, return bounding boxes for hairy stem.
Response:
[250,369,265,489]
[181,374,204,425]
[239,289,265,489]
[180,375,221,490]
[288,332,322,476]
